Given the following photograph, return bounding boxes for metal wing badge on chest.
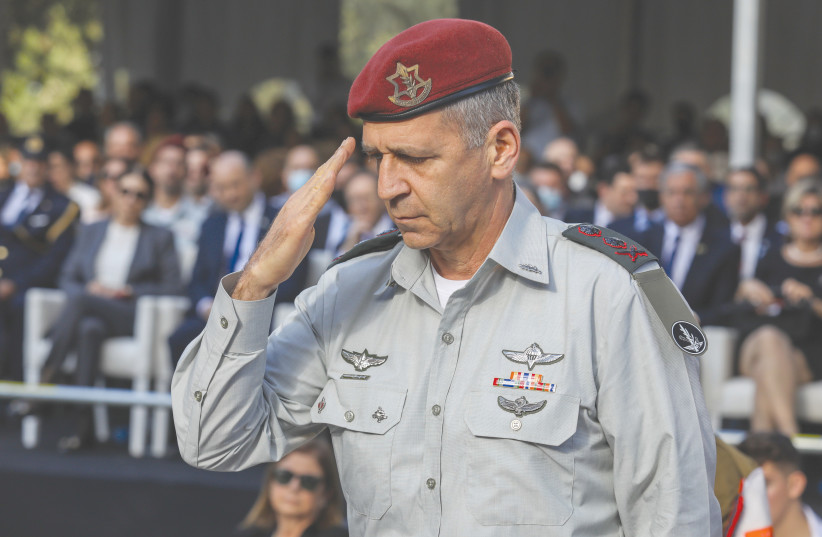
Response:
[341,348,388,372]
[502,343,564,371]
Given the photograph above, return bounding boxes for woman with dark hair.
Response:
[237,438,347,537]
[40,170,182,450]
[736,178,822,435]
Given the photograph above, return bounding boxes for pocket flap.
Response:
[311,380,406,434]
[464,388,580,446]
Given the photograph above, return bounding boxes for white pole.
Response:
[0,381,172,408]
[729,0,763,168]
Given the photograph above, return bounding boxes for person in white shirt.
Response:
[40,171,182,450]
[738,433,822,537]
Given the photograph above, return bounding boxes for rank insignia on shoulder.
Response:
[672,321,707,355]
[502,343,563,370]
[328,229,402,269]
[562,223,657,273]
[341,348,388,372]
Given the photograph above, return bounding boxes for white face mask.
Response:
[286,169,314,192]
[537,185,563,212]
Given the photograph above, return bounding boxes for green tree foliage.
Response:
[339,0,457,80]
[1,2,102,136]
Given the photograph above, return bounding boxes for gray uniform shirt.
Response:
[172,191,722,536]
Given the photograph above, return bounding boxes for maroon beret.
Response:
[348,19,513,121]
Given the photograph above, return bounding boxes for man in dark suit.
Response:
[0,136,79,380]
[723,167,784,281]
[168,151,309,364]
[565,159,637,228]
[639,162,740,326]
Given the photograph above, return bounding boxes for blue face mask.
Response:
[287,169,314,192]
[537,186,563,212]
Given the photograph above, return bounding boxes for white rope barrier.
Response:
[0,381,171,408]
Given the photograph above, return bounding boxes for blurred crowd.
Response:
[2,47,822,455]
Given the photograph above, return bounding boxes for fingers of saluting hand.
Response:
[233,138,356,301]
[281,137,356,219]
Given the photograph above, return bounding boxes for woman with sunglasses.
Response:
[237,438,347,537]
[735,178,822,435]
[39,170,182,451]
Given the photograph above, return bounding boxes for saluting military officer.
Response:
[0,136,79,380]
[172,19,721,536]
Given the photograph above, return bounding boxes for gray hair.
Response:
[104,121,143,144]
[439,80,521,149]
[659,162,709,192]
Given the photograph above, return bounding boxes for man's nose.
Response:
[377,157,409,201]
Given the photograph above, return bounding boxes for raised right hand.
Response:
[232,137,356,301]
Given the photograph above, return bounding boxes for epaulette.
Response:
[562,223,657,273]
[564,223,707,356]
[328,229,402,269]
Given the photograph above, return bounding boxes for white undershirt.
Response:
[95,221,140,289]
[432,264,469,308]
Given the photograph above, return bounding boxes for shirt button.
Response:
[344,410,355,422]
[194,391,203,403]
[441,332,454,345]
[219,316,228,329]
[431,405,441,416]
[426,478,436,490]
[510,418,522,431]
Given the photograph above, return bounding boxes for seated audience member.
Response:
[73,140,102,185]
[47,148,101,223]
[527,161,569,220]
[0,136,79,380]
[543,136,594,206]
[39,171,181,450]
[738,433,822,536]
[735,179,822,435]
[236,438,348,537]
[103,121,143,168]
[337,169,393,253]
[272,144,348,253]
[724,167,784,280]
[167,151,309,365]
[566,159,637,228]
[183,144,214,219]
[143,136,205,280]
[628,144,666,234]
[638,162,740,326]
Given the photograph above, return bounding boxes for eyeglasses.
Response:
[789,206,822,217]
[272,469,323,492]
[119,187,149,201]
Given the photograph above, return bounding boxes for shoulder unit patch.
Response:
[562,223,657,273]
[328,229,402,269]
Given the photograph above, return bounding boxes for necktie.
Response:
[229,222,245,273]
[664,232,680,276]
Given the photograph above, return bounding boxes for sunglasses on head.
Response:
[789,206,822,217]
[120,187,149,201]
[272,468,323,491]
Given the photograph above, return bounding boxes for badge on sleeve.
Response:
[672,321,706,355]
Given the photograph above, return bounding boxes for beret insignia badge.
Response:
[386,62,432,107]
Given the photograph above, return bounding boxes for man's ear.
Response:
[487,120,520,181]
[787,470,807,501]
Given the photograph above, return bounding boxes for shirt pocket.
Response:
[310,380,407,520]
[463,387,580,526]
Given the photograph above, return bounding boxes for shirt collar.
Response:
[390,185,551,291]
